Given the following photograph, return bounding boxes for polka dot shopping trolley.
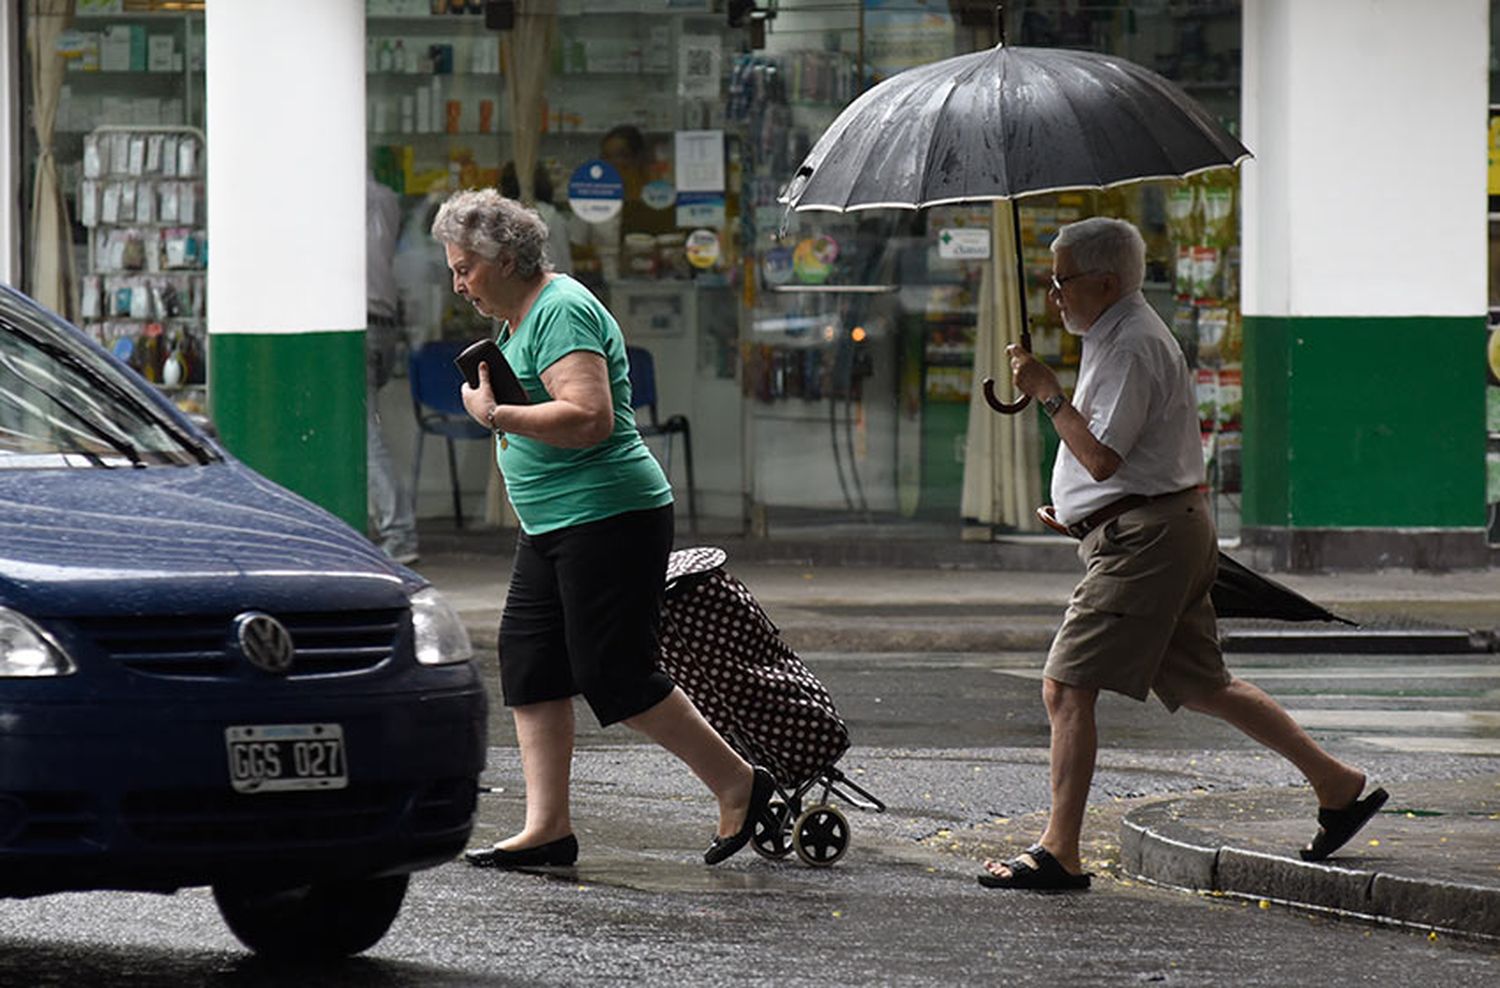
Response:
[660,547,885,867]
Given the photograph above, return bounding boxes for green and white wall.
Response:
[1240,0,1491,568]
[205,0,367,529]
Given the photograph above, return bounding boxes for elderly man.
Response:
[981,217,1386,891]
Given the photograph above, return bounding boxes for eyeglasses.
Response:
[1048,271,1097,294]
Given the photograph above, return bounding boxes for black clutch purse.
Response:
[454,338,530,406]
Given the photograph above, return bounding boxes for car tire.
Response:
[212,873,410,960]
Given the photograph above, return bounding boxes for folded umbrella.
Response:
[1212,552,1355,625]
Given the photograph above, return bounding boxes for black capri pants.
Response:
[497,504,676,726]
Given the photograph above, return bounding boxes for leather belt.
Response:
[1064,487,1199,539]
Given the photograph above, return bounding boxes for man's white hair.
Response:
[1051,216,1146,292]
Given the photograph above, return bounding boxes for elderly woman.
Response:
[431,188,774,868]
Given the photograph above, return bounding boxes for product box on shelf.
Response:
[147,35,176,73]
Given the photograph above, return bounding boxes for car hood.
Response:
[0,462,416,617]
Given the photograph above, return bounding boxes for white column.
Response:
[1238,0,1490,566]
[206,0,365,334]
[1241,0,1487,319]
[205,0,369,527]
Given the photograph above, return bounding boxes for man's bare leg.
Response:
[985,678,1098,879]
[1183,676,1366,808]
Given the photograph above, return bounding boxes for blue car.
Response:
[0,284,487,959]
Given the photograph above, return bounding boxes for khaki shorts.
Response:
[1043,490,1230,711]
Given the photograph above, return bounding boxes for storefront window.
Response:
[16,0,1264,539]
[367,0,749,527]
[21,0,207,415]
[743,1,1244,537]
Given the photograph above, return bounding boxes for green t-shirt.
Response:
[496,275,672,534]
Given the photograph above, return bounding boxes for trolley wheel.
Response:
[792,804,849,868]
[752,798,794,859]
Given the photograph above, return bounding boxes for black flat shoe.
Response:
[704,766,776,865]
[464,833,578,869]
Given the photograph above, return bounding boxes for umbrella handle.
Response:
[982,327,1034,415]
[982,379,1032,415]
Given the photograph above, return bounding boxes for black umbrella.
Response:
[1212,553,1356,625]
[781,44,1249,210]
[780,33,1250,412]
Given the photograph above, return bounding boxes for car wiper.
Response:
[5,324,217,465]
[0,420,111,468]
[0,377,143,467]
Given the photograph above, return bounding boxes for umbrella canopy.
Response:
[781,42,1250,213]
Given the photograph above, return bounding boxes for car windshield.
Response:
[0,287,215,468]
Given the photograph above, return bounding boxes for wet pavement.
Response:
[409,525,1500,943]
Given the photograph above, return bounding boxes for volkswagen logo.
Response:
[233,612,295,675]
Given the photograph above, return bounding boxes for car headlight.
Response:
[0,608,75,677]
[410,587,473,666]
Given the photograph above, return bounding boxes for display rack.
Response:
[77,124,207,416]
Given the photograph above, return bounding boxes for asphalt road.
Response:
[2,650,1497,985]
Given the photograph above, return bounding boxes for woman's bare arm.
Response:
[461,350,615,448]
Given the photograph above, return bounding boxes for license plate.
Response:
[225,723,348,793]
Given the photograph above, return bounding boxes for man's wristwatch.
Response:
[1041,393,1068,418]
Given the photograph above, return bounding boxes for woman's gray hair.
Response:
[1051,216,1146,292]
[430,188,553,278]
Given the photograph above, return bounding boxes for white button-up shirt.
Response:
[1051,291,1204,526]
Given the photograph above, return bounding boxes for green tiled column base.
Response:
[208,330,366,530]
[1241,314,1488,567]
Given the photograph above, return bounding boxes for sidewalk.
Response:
[1120,777,1500,940]
[409,526,1500,940]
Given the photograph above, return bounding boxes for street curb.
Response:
[460,616,1495,657]
[1222,628,1497,654]
[1120,797,1500,940]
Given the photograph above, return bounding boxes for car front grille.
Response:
[75,609,405,679]
[120,778,475,847]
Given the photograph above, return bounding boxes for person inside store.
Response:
[599,124,674,240]
[366,171,420,565]
[569,124,676,292]
[499,160,572,276]
[984,216,1386,891]
[430,187,775,868]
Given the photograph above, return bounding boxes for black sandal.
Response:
[977,844,1092,890]
[1300,786,1389,862]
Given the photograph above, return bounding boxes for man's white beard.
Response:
[1061,310,1088,336]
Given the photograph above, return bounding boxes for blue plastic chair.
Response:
[408,340,493,528]
[626,345,696,533]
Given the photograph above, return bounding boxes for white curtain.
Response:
[500,0,555,204]
[486,1,557,528]
[960,201,1042,531]
[26,0,75,319]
